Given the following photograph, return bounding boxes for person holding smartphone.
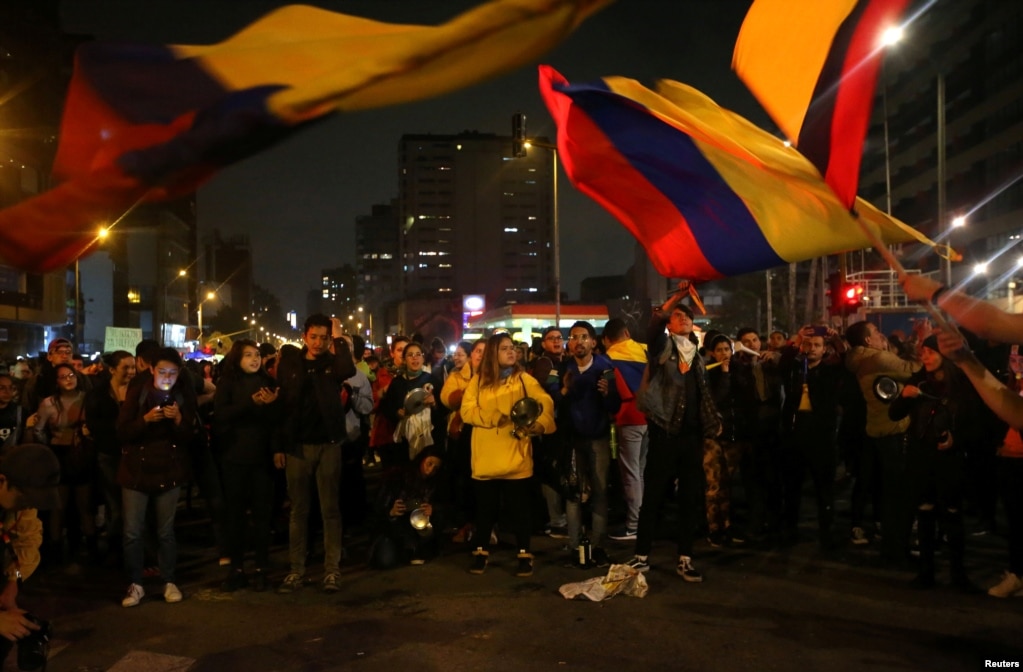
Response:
[214,340,281,592]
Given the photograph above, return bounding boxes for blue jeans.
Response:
[285,443,343,576]
[616,425,648,531]
[123,487,180,585]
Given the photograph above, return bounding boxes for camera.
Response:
[812,326,829,337]
[17,614,51,671]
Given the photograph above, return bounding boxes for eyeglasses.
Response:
[57,373,76,381]
[544,336,563,342]
[567,335,591,342]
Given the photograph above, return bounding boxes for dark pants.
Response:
[910,448,967,578]
[635,424,703,558]
[222,461,274,570]
[783,426,837,543]
[473,478,532,553]
[998,456,1023,575]
[745,426,782,536]
[874,434,912,563]
[850,436,884,531]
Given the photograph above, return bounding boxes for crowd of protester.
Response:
[0,288,1020,632]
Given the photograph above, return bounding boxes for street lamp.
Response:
[358,306,372,343]
[162,269,187,342]
[521,138,560,328]
[197,290,215,344]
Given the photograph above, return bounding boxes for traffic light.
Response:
[511,112,527,158]
[827,272,863,313]
[842,283,864,309]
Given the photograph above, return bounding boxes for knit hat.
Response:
[921,334,939,352]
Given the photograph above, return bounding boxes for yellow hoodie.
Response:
[460,371,555,480]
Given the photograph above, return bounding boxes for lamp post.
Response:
[197,290,215,345]
[522,139,560,328]
[73,226,110,349]
[162,269,187,344]
[358,306,372,344]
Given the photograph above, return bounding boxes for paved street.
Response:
[19,479,1023,672]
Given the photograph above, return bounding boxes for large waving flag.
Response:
[0,0,609,272]
[538,65,936,281]
[732,0,912,208]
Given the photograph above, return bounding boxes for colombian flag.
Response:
[733,0,913,208]
[538,65,936,281]
[0,0,608,272]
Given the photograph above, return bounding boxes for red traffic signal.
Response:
[843,284,864,308]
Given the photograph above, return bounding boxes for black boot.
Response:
[910,510,936,589]
[945,510,980,593]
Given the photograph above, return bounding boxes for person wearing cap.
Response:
[21,338,90,417]
[0,444,58,646]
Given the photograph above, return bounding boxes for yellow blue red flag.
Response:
[0,0,608,272]
[538,65,936,281]
[733,0,912,208]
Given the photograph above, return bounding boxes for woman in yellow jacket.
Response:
[460,333,554,577]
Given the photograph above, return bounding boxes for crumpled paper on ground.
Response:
[558,563,649,601]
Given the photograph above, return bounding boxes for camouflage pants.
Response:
[703,438,750,533]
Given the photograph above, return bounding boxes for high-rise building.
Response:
[203,230,253,314]
[860,0,1023,300]
[356,202,401,341]
[398,132,554,307]
[320,264,358,324]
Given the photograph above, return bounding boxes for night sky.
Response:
[61,0,766,311]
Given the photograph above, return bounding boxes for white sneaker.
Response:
[988,571,1023,598]
[164,582,183,603]
[122,583,144,608]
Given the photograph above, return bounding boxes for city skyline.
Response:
[60,1,764,312]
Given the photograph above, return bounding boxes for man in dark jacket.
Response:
[778,326,847,550]
[628,288,721,582]
[547,321,621,567]
[274,314,355,594]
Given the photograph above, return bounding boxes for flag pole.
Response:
[851,213,956,332]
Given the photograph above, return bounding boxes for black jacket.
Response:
[213,370,281,465]
[275,339,355,453]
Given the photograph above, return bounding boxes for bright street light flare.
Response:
[880,25,904,47]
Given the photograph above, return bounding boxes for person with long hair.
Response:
[381,341,436,464]
[460,333,555,577]
[83,350,136,564]
[369,447,446,568]
[117,348,197,607]
[214,339,280,592]
[441,339,484,541]
[888,335,982,591]
[28,361,93,564]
